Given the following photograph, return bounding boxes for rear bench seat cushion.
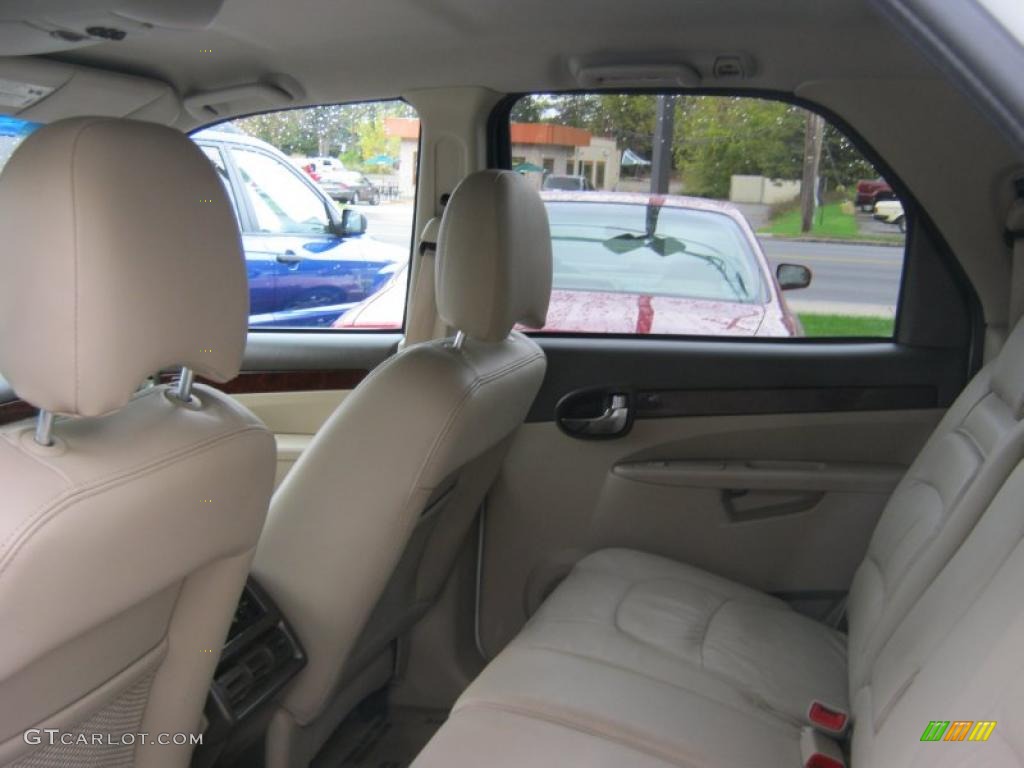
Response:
[418,646,804,767]
[510,548,848,728]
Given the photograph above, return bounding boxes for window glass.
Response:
[192,101,417,330]
[511,94,906,339]
[231,147,331,235]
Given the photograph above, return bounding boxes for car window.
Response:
[230,147,332,235]
[546,199,762,304]
[194,101,416,331]
[509,94,908,339]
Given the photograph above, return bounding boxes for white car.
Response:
[873,198,905,232]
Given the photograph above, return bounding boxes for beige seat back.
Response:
[253,169,553,767]
[846,318,1024,691]
[0,118,275,767]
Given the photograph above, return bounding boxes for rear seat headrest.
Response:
[0,117,248,417]
[435,170,553,342]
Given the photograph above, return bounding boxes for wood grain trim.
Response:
[160,369,369,395]
[0,399,36,427]
[633,385,937,419]
[0,369,367,427]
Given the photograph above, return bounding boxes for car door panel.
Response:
[230,332,400,486]
[476,337,962,658]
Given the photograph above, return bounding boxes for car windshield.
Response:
[544,176,582,191]
[546,200,763,304]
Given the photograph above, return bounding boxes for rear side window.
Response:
[193,101,418,331]
[508,94,907,340]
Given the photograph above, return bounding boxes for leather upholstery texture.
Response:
[0,118,274,768]
[0,117,247,417]
[435,169,552,341]
[254,169,552,767]
[412,318,1024,767]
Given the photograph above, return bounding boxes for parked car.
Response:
[336,191,810,336]
[335,170,381,205]
[192,129,406,327]
[294,156,355,201]
[855,177,895,211]
[873,198,906,232]
[542,173,595,191]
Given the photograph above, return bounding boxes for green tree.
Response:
[356,115,399,162]
[232,101,415,160]
[821,123,877,189]
[674,97,806,198]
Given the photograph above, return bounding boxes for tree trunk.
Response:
[800,112,825,233]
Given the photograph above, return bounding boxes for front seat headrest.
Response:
[435,170,553,342]
[0,117,248,417]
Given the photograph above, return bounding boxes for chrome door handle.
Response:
[560,394,630,437]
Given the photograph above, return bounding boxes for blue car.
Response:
[192,126,405,327]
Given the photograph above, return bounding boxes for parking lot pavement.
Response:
[732,202,772,230]
[857,210,902,237]
[358,200,416,248]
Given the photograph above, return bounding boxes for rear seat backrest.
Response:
[846,320,1024,692]
[853,459,1024,766]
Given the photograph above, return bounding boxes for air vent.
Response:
[243,646,276,680]
[217,665,252,708]
[267,629,294,662]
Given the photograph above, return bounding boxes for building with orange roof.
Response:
[385,117,619,195]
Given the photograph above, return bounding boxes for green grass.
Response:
[762,202,859,238]
[798,313,895,338]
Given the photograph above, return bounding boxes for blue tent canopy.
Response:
[621,148,651,167]
[0,115,40,137]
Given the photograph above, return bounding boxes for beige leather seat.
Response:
[253,169,553,767]
[412,319,1024,766]
[0,117,275,767]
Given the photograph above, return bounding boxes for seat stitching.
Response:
[453,699,701,767]
[0,424,269,578]
[411,350,544,488]
[513,638,798,727]
[953,425,987,461]
[697,598,731,669]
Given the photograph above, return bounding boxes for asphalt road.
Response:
[761,239,903,314]
[361,202,904,314]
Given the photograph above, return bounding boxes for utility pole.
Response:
[650,95,676,195]
[800,111,825,233]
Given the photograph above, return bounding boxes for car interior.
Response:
[1,1,1023,767]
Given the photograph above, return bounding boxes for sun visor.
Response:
[0,57,181,124]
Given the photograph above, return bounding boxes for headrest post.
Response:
[34,409,54,447]
[174,367,195,403]
[452,331,466,350]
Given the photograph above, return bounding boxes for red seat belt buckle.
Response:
[801,726,846,768]
[805,754,845,768]
[808,700,849,734]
